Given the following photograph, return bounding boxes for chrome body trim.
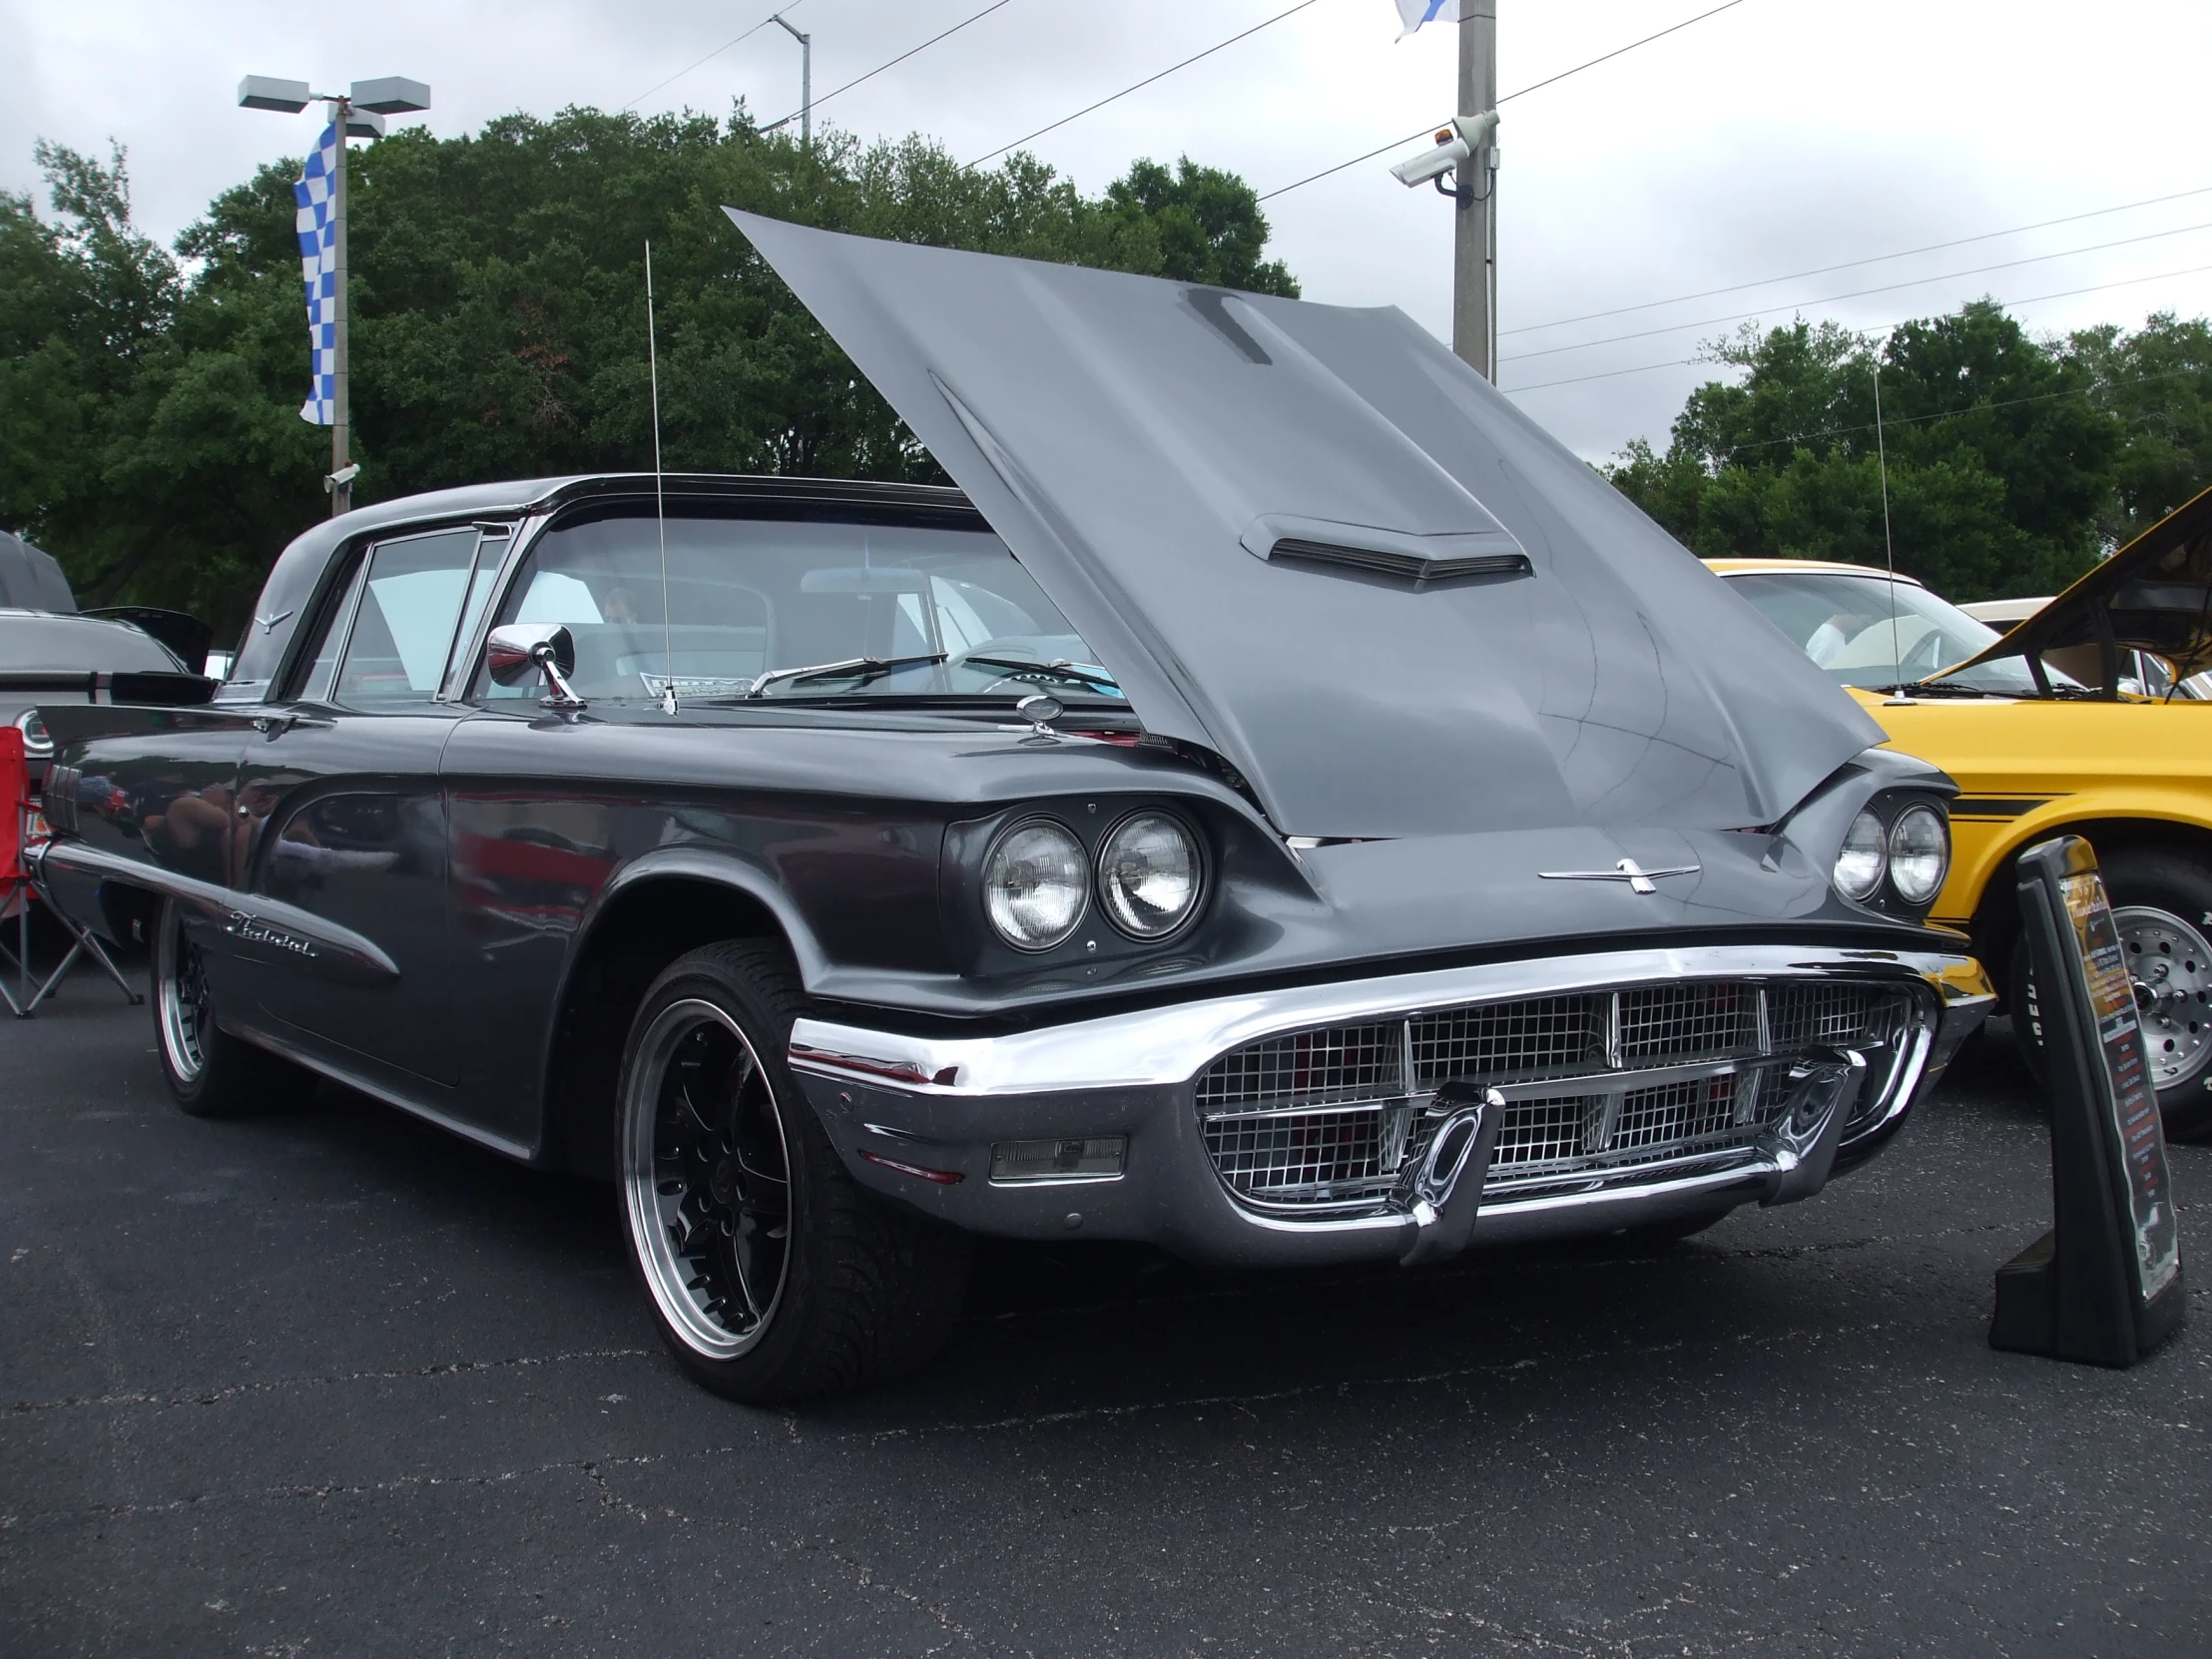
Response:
[789,942,1995,1271]
[34,838,399,983]
[789,943,1990,1099]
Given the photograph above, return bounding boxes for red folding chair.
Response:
[1,725,140,1017]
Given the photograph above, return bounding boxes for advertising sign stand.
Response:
[1991,836,2186,1365]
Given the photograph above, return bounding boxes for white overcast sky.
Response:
[5,0,2209,462]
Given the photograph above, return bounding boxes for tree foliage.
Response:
[1607,300,2212,602]
[2,111,1298,636]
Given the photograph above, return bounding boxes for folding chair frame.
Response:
[1,806,141,1018]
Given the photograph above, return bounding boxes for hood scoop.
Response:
[1241,514,1532,588]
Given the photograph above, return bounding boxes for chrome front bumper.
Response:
[788,943,1994,1271]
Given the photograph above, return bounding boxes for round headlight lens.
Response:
[1835,810,1888,902]
[983,820,1089,951]
[1888,804,1949,905]
[14,709,52,757]
[1098,812,1202,939]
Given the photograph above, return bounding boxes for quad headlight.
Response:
[982,820,1090,951]
[1097,811,1202,940]
[1887,804,1949,905]
[1834,810,1888,903]
[1832,799,1950,910]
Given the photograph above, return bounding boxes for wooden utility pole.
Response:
[1452,0,1497,378]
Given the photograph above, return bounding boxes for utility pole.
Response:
[1453,0,1498,378]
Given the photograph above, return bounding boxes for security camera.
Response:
[1388,111,1499,189]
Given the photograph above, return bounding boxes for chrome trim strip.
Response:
[788,943,1991,1099]
[35,839,399,982]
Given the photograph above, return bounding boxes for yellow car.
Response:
[1709,485,2212,1135]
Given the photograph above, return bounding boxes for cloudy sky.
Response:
[6,0,2209,462]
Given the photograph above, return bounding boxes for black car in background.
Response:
[32,218,1993,1402]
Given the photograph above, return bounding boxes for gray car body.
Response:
[32,225,1985,1268]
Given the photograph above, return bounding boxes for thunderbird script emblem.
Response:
[1538,856,1699,895]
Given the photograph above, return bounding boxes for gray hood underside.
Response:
[726,210,1882,839]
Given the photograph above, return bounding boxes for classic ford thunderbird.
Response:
[31,215,1993,1401]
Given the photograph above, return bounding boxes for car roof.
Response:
[1702,557,1930,587]
[0,608,184,670]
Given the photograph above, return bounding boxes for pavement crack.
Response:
[7,1347,656,1415]
[825,1547,976,1649]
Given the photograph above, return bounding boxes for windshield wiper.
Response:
[958,654,1122,693]
[745,652,946,699]
[1888,679,1994,698]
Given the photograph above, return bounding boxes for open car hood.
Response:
[1942,485,2212,691]
[726,211,1883,838]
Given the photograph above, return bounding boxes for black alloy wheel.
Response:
[616,939,971,1403]
[2009,845,2212,1141]
[152,897,301,1116]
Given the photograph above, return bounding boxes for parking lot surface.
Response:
[3,960,2207,1658]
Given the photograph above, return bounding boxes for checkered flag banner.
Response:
[292,122,339,426]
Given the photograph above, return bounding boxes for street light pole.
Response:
[239,74,429,518]
[773,14,813,147]
[328,95,351,517]
[1453,0,1498,379]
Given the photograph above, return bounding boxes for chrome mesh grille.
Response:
[1618,981,1760,1063]
[1611,1073,1744,1151]
[1491,1095,1599,1169]
[1194,1022,1403,1111]
[1194,977,1920,1213]
[1768,982,1898,1051]
[1203,1107,1397,1203]
[1410,994,1604,1087]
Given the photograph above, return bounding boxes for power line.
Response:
[1506,183,2212,337]
[1500,259,2212,394]
[1500,219,2212,365]
[763,0,1022,133]
[623,4,801,113]
[763,0,1017,133]
[1256,0,1750,203]
[964,0,1326,170]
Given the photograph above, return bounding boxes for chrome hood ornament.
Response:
[1538,856,1699,895]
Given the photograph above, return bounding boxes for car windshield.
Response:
[1724,569,2077,696]
[484,510,1125,706]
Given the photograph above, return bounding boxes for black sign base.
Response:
[1991,835,2186,1368]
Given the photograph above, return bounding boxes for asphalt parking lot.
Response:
[3,955,2207,1659]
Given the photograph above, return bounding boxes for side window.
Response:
[293,556,370,704]
[333,529,481,705]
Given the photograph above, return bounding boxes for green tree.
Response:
[2,111,1299,637]
[2068,311,2212,547]
[1608,302,2127,601]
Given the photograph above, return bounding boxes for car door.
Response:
[232,524,501,1087]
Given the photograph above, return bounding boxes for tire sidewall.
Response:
[153,898,245,1116]
[615,946,838,1398]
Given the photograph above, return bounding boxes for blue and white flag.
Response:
[1395,0,1461,37]
[292,122,339,426]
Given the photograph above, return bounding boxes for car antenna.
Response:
[1873,343,1911,706]
[646,240,677,716]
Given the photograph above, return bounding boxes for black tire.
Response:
[2009,846,2212,1141]
[616,938,971,1404]
[151,897,302,1117]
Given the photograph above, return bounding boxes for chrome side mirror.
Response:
[486,622,585,711]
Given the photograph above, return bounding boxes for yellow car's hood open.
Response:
[1942,485,2212,692]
